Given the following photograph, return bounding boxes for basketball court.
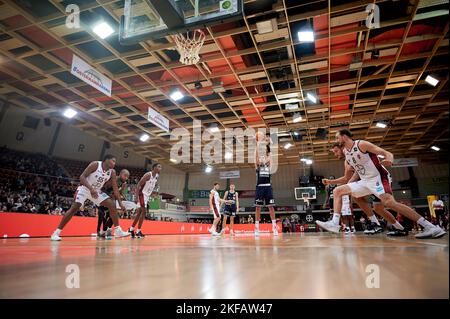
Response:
[0,0,449,302]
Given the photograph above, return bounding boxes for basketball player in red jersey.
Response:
[50,155,129,241]
[319,129,445,239]
[323,143,407,236]
[129,163,162,238]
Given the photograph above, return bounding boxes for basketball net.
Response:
[173,29,205,65]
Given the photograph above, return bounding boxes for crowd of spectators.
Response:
[0,146,67,178]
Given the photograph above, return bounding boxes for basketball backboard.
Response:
[119,0,243,44]
[294,187,317,201]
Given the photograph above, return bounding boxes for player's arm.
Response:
[119,182,127,199]
[135,173,151,202]
[110,170,125,211]
[254,146,259,169]
[236,192,239,212]
[222,191,229,205]
[209,191,214,212]
[80,162,100,197]
[358,140,394,166]
[348,171,360,183]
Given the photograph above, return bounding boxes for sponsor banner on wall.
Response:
[166,203,187,212]
[219,170,240,179]
[0,213,280,237]
[392,158,418,167]
[71,54,112,96]
[188,189,255,199]
[148,107,170,132]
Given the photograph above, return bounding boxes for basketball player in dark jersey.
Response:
[254,135,278,236]
[323,176,337,211]
[221,183,239,236]
[97,169,130,238]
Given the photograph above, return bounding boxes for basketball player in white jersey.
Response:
[319,129,445,239]
[129,163,162,238]
[50,155,129,241]
[209,182,229,236]
[323,143,407,236]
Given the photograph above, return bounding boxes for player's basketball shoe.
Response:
[350,227,356,233]
[387,229,409,236]
[114,227,130,238]
[50,231,61,241]
[272,226,279,237]
[105,228,112,238]
[97,230,106,238]
[135,230,145,238]
[415,226,446,239]
[316,220,340,233]
[212,231,221,236]
[344,227,351,234]
[128,228,136,238]
[364,222,383,235]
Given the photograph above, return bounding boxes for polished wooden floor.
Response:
[0,232,448,299]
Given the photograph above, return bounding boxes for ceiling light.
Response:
[209,126,220,133]
[92,21,114,39]
[306,93,317,103]
[205,166,212,173]
[63,108,77,118]
[285,103,299,110]
[300,158,308,162]
[225,152,233,160]
[431,145,440,151]
[293,131,299,136]
[170,158,178,163]
[170,90,184,101]
[139,133,150,142]
[376,122,387,128]
[298,30,314,42]
[284,143,292,150]
[305,159,313,165]
[425,75,439,87]
[293,113,302,123]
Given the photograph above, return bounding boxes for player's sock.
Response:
[369,215,380,226]
[332,213,340,225]
[129,226,134,232]
[255,221,260,230]
[136,229,140,233]
[418,217,435,229]
[393,222,404,230]
[54,228,61,235]
[271,220,276,227]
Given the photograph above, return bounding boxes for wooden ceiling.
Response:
[0,0,448,172]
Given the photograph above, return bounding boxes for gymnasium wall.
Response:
[0,104,58,153]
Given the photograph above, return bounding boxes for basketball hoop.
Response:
[172,29,205,65]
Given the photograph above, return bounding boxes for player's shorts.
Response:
[116,200,137,211]
[211,204,221,218]
[74,185,109,206]
[136,192,150,209]
[255,185,275,206]
[369,173,392,204]
[341,195,352,216]
[347,175,392,199]
[223,205,237,216]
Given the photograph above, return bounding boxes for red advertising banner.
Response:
[0,213,280,238]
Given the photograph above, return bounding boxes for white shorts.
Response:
[136,193,150,208]
[116,200,137,211]
[347,175,392,199]
[74,186,109,206]
[341,195,352,216]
